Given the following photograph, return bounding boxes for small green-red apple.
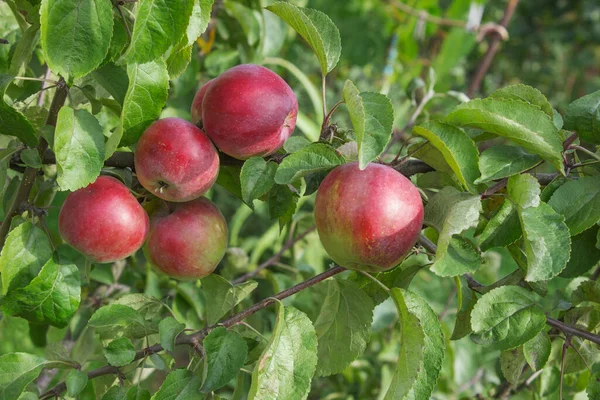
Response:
[59,176,149,263]
[134,117,219,202]
[190,78,214,125]
[202,64,298,160]
[315,162,424,272]
[147,197,228,280]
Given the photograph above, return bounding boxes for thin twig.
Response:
[389,0,466,28]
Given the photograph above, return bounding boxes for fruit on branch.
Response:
[202,64,298,160]
[190,78,214,125]
[146,197,228,280]
[58,176,150,263]
[134,118,219,202]
[314,162,424,273]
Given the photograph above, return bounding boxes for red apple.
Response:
[202,64,298,160]
[314,162,424,272]
[190,79,214,125]
[58,176,149,263]
[147,197,228,280]
[134,118,219,202]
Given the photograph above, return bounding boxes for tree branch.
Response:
[0,77,68,248]
[40,265,345,399]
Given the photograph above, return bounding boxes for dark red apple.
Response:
[202,64,298,160]
[190,79,214,125]
[134,118,219,202]
[58,176,149,263]
[147,197,228,280]
[314,162,424,272]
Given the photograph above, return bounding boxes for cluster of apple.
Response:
[59,64,298,280]
[58,63,425,278]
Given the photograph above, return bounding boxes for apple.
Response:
[146,197,228,280]
[190,78,214,125]
[58,176,149,263]
[134,117,219,202]
[314,162,424,273]
[202,64,298,160]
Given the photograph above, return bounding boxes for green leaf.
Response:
[274,143,344,185]
[445,98,564,172]
[548,176,600,236]
[490,84,554,118]
[478,200,521,251]
[40,0,113,80]
[0,353,46,400]
[125,0,194,64]
[92,63,129,105]
[412,121,480,192]
[88,304,150,341]
[65,369,88,398]
[165,43,192,79]
[0,221,52,294]
[507,174,540,209]
[104,337,135,367]
[113,293,164,319]
[102,386,129,400]
[202,327,248,392]
[266,2,340,75]
[2,255,80,327]
[120,59,169,146]
[20,149,41,168]
[424,187,482,276]
[451,286,477,340]
[158,317,185,352]
[54,107,104,191]
[313,279,374,376]
[186,0,214,45]
[384,288,424,400]
[572,280,600,305]
[248,306,317,400]
[588,373,600,399]
[202,274,258,326]
[475,145,541,184]
[470,286,546,350]
[224,0,260,45]
[240,157,277,207]
[520,202,571,281]
[431,237,484,278]
[342,80,394,169]
[500,347,527,385]
[9,23,40,77]
[523,331,551,371]
[152,369,202,400]
[564,89,600,144]
[402,290,445,400]
[0,75,37,146]
[127,386,151,400]
[268,184,300,229]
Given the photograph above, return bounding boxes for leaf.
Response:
[523,331,551,371]
[0,221,52,294]
[40,0,113,80]
[65,369,88,398]
[313,279,374,376]
[588,373,600,399]
[120,60,169,146]
[158,317,185,352]
[268,184,300,229]
[92,63,129,105]
[266,2,340,75]
[165,43,192,79]
[475,145,541,184]
[104,337,135,367]
[478,200,521,251]
[520,202,571,281]
[2,255,80,327]
[470,286,546,350]
[9,23,40,77]
[0,353,46,400]
[54,107,104,191]
[451,286,477,340]
[125,0,195,64]
[431,237,484,277]
[507,174,540,209]
[342,80,394,169]
[102,386,129,400]
[274,143,344,185]
[248,306,317,400]
[564,89,600,144]
[20,149,41,168]
[88,304,150,340]
[128,386,151,400]
[240,157,277,207]
[490,84,554,117]
[201,327,248,392]
[412,121,480,192]
[113,293,164,319]
[202,274,258,326]
[186,0,214,45]
[445,98,564,172]
[572,280,600,305]
[500,347,527,385]
[224,0,260,45]
[548,176,600,236]
[383,288,424,400]
[152,369,202,400]
[0,75,37,146]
